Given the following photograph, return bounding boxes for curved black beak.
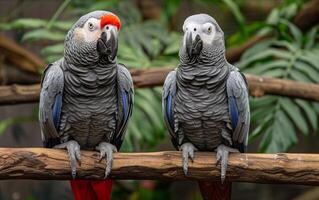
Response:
[97,29,118,61]
[185,32,203,58]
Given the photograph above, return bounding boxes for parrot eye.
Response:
[88,22,94,31]
[194,28,197,31]
[208,27,212,33]
[106,26,109,30]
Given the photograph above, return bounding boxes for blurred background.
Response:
[0,0,319,199]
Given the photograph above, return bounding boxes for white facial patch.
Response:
[201,23,216,44]
[183,22,216,45]
[74,18,102,43]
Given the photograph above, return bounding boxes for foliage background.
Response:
[0,0,318,199]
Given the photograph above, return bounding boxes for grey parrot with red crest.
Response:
[39,11,133,200]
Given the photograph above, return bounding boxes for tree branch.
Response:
[0,34,44,74]
[293,0,319,32]
[1,69,319,105]
[0,148,318,185]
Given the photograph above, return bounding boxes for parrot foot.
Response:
[180,142,197,175]
[54,140,81,179]
[215,144,239,183]
[96,142,118,178]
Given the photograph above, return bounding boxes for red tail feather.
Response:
[198,181,231,200]
[70,180,113,200]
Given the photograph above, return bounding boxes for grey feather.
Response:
[113,63,134,149]
[162,70,178,147]
[226,67,250,145]
[39,59,64,142]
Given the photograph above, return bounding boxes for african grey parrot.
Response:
[163,13,250,185]
[39,11,133,200]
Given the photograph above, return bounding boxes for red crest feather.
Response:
[100,14,121,31]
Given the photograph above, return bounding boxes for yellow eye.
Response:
[208,27,212,33]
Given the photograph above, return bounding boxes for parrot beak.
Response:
[97,27,118,61]
[185,31,203,58]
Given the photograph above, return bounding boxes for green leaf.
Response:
[279,20,302,46]
[0,18,47,30]
[244,60,289,75]
[22,29,65,42]
[251,106,275,124]
[249,114,273,143]
[288,69,312,83]
[240,39,274,61]
[300,51,319,71]
[305,26,319,49]
[295,100,318,130]
[259,128,273,152]
[51,21,74,30]
[250,96,277,110]
[277,110,297,145]
[271,40,298,52]
[222,0,246,35]
[266,8,280,25]
[294,61,319,83]
[238,48,292,69]
[87,0,118,11]
[0,118,14,134]
[262,68,285,78]
[41,43,64,55]
[280,98,308,135]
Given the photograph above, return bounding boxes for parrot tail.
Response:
[70,180,113,200]
[198,181,231,200]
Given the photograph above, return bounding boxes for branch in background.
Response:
[0,84,40,105]
[0,148,318,185]
[0,34,44,74]
[246,74,319,101]
[226,35,269,63]
[1,68,319,105]
[0,64,40,85]
[293,0,319,32]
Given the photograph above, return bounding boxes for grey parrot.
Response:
[39,11,133,200]
[163,14,250,183]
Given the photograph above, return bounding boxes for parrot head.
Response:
[181,14,225,60]
[64,11,121,65]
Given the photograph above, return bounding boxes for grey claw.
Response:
[96,142,117,178]
[54,140,81,179]
[215,144,239,183]
[180,143,197,176]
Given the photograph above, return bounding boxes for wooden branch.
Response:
[0,148,318,185]
[0,84,40,105]
[246,74,319,101]
[293,0,319,32]
[226,35,269,63]
[0,34,44,74]
[1,69,319,105]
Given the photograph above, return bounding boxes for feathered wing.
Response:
[39,59,64,148]
[113,63,134,149]
[226,68,250,153]
[162,70,179,149]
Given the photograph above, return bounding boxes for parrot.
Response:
[162,14,250,199]
[39,11,134,200]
